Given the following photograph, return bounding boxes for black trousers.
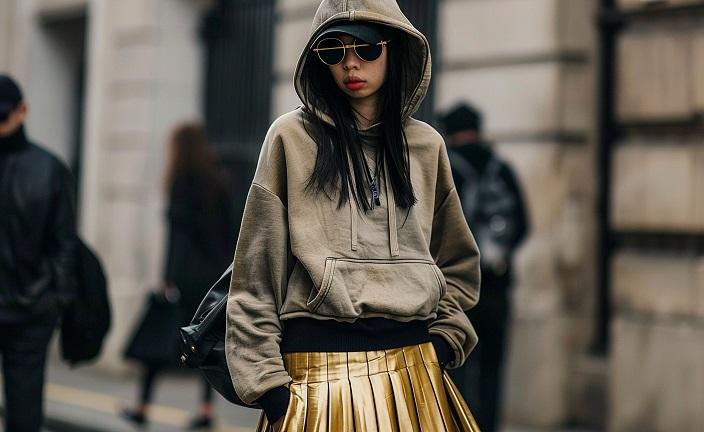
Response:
[0,310,58,432]
[449,288,510,432]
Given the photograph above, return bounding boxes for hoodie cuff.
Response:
[257,386,290,424]
[430,335,454,368]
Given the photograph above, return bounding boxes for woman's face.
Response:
[328,35,388,101]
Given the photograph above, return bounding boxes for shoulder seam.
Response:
[251,182,288,210]
[434,187,456,216]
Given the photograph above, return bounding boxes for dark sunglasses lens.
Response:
[317,38,345,65]
[355,43,383,62]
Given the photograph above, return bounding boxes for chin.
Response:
[347,90,373,99]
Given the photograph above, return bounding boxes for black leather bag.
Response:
[179,264,256,408]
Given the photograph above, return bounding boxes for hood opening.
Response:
[295,1,432,126]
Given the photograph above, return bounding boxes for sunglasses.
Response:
[312,38,389,66]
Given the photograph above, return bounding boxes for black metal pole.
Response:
[592,0,621,356]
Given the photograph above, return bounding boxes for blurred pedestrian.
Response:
[122,122,234,430]
[441,103,529,432]
[0,73,77,432]
[225,1,482,431]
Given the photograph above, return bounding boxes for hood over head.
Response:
[313,21,385,46]
[294,0,432,127]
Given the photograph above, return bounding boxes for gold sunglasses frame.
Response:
[312,38,390,65]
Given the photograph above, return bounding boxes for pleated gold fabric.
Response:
[255,343,480,431]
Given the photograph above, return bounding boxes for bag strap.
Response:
[191,263,233,324]
[215,263,234,286]
[448,148,481,220]
[485,155,502,181]
[447,148,477,183]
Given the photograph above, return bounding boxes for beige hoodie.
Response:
[225,0,480,405]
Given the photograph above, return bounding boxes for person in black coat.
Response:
[441,103,529,432]
[122,122,234,430]
[0,74,77,432]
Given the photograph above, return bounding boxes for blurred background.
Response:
[1,0,702,431]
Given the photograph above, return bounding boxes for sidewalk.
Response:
[43,359,261,432]
[28,359,597,432]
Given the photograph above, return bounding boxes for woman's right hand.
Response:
[161,281,181,303]
[270,416,284,432]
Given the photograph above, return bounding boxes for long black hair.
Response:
[299,27,417,211]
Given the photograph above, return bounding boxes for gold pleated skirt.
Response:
[256,342,480,431]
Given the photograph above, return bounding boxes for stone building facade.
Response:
[609,1,704,431]
[1,0,700,430]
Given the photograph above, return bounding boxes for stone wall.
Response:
[611,252,704,432]
[609,2,704,431]
[612,141,704,231]
[617,22,702,122]
[0,0,16,69]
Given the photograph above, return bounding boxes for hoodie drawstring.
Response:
[384,161,400,257]
[347,151,399,256]
[349,190,359,251]
[346,150,359,251]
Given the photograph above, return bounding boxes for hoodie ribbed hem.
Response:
[280,317,431,353]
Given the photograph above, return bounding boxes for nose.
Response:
[342,46,360,70]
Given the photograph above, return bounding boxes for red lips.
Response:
[345,77,365,90]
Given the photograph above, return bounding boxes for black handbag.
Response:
[124,290,182,367]
[179,264,256,408]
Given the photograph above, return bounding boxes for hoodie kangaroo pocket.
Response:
[306,258,447,319]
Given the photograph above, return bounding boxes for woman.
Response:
[123,123,234,429]
[226,1,481,431]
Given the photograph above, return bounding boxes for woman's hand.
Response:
[161,281,181,303]
[271,415,285,432]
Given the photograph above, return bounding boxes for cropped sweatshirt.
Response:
[225,0,481,420]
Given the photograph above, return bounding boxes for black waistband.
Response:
[280,317,431,353]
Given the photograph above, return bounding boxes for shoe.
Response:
[187,415,213,430]
[120,407,147,427]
